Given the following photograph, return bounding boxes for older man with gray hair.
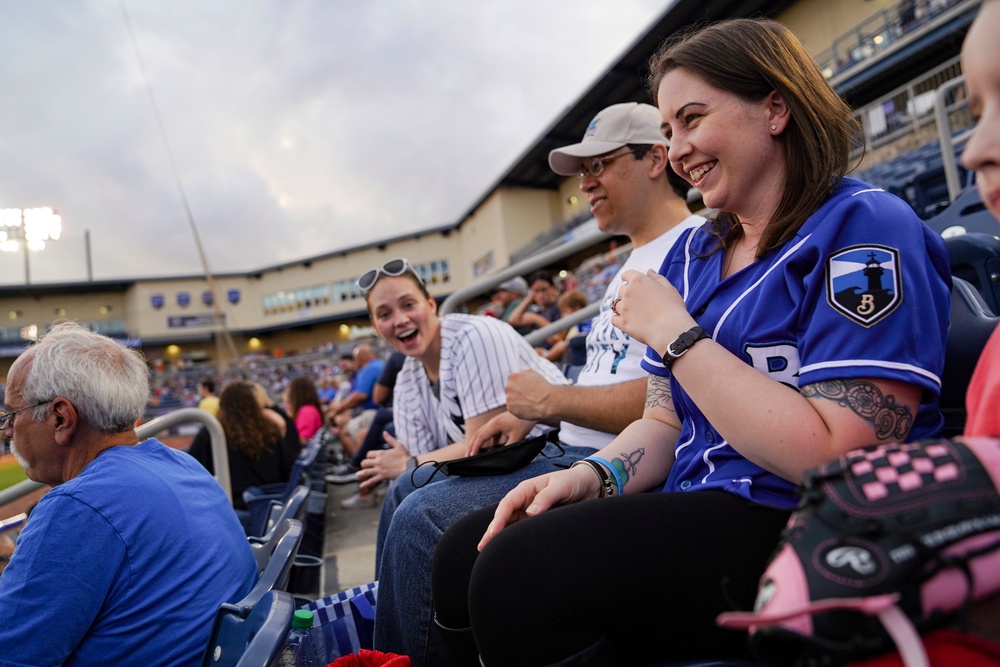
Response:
[0,322,257,665]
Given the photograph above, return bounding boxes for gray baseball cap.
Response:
[495,276,528,296]
[548,102,667,176]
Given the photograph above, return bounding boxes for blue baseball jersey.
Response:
[641,178,951,510]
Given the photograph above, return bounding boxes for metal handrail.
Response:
[0,407,232,508]
[525,301,600,348]
[934,74,974,203]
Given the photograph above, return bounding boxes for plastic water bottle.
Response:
[280,609,321,667]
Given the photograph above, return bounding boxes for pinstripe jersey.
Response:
[394,313,570,455]
[641,178,951,510]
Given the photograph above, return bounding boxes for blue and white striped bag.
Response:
[301,581,378,662]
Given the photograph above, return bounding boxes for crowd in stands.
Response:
[6,6,1000,665]
[140,243,629,425]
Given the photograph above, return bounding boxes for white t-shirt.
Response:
[394,313,570,455]
[559,214,706,449]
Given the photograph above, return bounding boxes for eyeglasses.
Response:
[357,258,425,294]
[0,400,53,430]
[578,150,637,180]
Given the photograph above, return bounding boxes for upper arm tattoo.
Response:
[645,375,675,413]
[800,379,914,441]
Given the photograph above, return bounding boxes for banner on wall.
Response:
[202,291,213,306]
[167,313,226,329]
[177,292,191,308]
[227,289,241,305]
[151,294,165,309]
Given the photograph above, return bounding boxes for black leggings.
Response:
[432,490,790,666]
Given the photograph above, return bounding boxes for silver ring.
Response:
[611,298,621,316]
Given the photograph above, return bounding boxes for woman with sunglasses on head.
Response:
[354,258,571,500]
[430,18,951,666]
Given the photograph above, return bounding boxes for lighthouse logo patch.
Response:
[826,245,902,327]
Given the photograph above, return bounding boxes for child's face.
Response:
[961,1,1000,220]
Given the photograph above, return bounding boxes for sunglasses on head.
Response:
[357,258,425,293]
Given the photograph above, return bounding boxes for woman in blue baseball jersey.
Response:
[431,18,951,666]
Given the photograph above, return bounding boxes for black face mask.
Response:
[411,428,562,489]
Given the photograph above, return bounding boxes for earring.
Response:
[770,124,777,131]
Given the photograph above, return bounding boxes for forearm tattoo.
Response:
[611,448,646,489]
[800,379,913,441]
[645,375,675,413]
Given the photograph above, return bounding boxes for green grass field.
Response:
[0,459,27,491]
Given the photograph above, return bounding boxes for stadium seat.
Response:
[248,484,310,545]
[940,277,1000,437]
[945,232,1000,316]
[246,518,304,605]
[201,589,295,667]
[243,428,328,538]
[927,187,1000,239]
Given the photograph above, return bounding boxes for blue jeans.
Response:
[372,443,593,667]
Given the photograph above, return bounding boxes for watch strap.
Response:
[663,325,709,370]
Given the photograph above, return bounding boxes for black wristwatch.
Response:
[663,325,709,370]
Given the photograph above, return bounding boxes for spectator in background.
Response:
[538,290,589,363]
[0,322,256,665]
[332,353,357,403]
[560,270,578,293]
[478,276,530,325]
[317,376,339,407]
[332,350,407,505]
[197,377,219,416]
[187,381,301,532]
[327,344,385,459]
[248,379,297,442]
[506,271,562,339]
[284,375,325,443]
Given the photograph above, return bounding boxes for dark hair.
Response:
[647,18,862,258]
[199,377,216,393]
[527,271,555,288]
[286,375,322,420]
[217,382,280,459]
[627,143,690,201]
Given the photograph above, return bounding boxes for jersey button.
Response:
[680,480,692,490]
[705,431,715,443]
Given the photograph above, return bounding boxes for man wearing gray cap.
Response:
[374,102,705,666]
[495,275,531,329]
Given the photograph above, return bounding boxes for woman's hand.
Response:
[467,411,537,456]
[358,431,409,489]
[478,464,601,551]
[613,269,696,351]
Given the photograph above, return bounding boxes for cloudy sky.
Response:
[0,1,672,285]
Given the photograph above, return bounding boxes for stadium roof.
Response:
[485,0,797,196]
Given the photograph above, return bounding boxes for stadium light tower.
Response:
[0,207,63,284]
